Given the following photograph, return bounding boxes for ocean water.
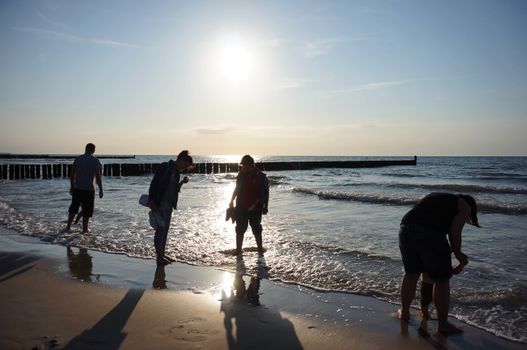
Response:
[1,155,526,343]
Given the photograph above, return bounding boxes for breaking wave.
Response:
[292,187,527,215]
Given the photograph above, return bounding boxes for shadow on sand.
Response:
[221,255,303,350]
[62,288,144,350]
[0,252,40,283]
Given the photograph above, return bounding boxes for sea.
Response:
[1,155,526,343]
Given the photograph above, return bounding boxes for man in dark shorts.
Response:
[65,143,103,233]
[398,192,480,335]
[229,155,269,255]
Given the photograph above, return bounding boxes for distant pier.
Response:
[0,157,417,180]
[0,154,136,160]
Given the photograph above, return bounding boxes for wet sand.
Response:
[0,230,524,350]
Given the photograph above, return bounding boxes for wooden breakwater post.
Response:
[0,164,72,180]
[257,157,417,171]
[0,157,417,180]
[0,154,136,160]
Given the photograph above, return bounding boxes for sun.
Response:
[215,33,254,83]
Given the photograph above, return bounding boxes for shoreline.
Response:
[0,228,525,349]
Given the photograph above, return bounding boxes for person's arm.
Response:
[260,173,269,214]
[148,166,163,211]
[230,188,238,207]
[95,171,103,198]
[449,198,470,272]
[69,167,75,195]
[178,176,189,191]
[230,176,240,207]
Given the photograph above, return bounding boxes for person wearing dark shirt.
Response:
[148,150,193,266]
[64,143,103,233]
[229,155,269,255]
[398,192,480,335]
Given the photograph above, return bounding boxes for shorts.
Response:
[399,224,452,282]
[69,189,95,217]
[235,209,262,237]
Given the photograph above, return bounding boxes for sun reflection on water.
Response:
[212,271,234,300]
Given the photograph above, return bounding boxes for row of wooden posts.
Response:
[0,158,417,181]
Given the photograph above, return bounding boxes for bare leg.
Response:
[82,215,89,233]
[434,280,462,334]
[400,272,420,320]
[236,234,244,255]
[74,211,82,224]
[420,279,434,319]
[66,212,75,231]
[255,235,264,255]
[154,244,163,260]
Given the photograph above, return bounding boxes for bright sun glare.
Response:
[216,33,254,83]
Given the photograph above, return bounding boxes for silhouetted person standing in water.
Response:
[229,155,269,255]
[65,143,103,233]
[398,192,480,335]
[148,150,193,266]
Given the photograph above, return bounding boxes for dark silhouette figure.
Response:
[399,192,480,335]
[65,143,103,233]
[147,150,193,266]
[229,155,269,255]
[63,288,144,349]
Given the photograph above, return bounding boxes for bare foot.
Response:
[438,322,463,335]
[163,255,176,263]
[398,309,410,322]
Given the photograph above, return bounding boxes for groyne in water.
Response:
[0,154,136,160]
[0,157,417,180]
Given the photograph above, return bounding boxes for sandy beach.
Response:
[0,230,524,350]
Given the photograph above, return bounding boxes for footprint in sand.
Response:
[163,318,219,343]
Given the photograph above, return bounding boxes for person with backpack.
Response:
[229,155,269,255]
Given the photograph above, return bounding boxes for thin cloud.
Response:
[194,128,232,135]
[304,37,363,57]
[11,26,144,49]
[304,39,340,57]
[34,9,69,31]
[320,80,408,97]
[273,78,311,90]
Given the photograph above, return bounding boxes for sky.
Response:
[1,0,526,156]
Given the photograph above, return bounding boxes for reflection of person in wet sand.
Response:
[221,256,302,349]
[152,265,167,289]
[232,273,261,306]
[66,247,94,282]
